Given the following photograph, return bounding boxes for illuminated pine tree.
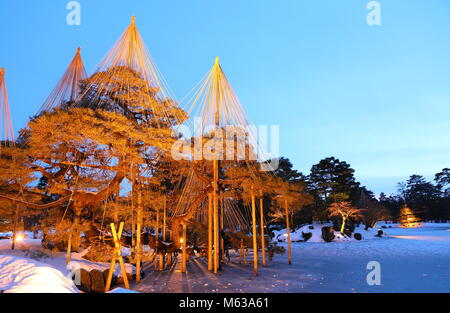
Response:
[398,205,421,228]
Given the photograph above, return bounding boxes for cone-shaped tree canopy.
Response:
[39,47,88,114]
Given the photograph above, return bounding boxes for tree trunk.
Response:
[72,213,81,252]
[11,205,20,250]
[340,217,346,233]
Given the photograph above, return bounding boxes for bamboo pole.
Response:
[213,56,220,274]
[105,222,129,292]
[213,185,219,273]
[163,195,167,240]
[244,248,247,265]
[159,201,164,271]
[136,221,141,282]
[239,239,244,264]
[259,191,266,267]
[131,165,136,254]
[136,187,142,282]
[208,193,213,271]
[154,203,160,271]
[220,195,225,262]
[167,229,173,267]
[105,256,117,292]
[251,189,258,276]
[181,223,187,273]
[285,199,292,265]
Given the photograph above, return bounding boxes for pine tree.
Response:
[398,205,421,228]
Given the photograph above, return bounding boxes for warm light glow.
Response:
[15,234,24,242]
[180,238,184,244]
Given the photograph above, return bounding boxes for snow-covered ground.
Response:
[272,223,384,243]
[1,223,449,293]
[134,222,450,293]
[0,255,78,293]
[0,237,134,293]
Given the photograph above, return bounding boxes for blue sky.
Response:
[1,0,449,195]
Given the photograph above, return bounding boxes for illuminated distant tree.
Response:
[328,201,363,233]
[398,205,421,228]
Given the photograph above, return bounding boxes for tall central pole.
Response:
[213,57,220,273]
[251,187,259,276]
[208,193,213,271]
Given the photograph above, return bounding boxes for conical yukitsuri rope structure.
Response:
[0,67,15,145]
[173,58,274,276]
[78,16,185,125]
[38,47,88,114]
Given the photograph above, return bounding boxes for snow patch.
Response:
[0,255,79,293]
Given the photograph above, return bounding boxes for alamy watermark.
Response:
[171,119,280,172]
[366,261,381,286]
[367,1,382,26]
[67,1,81,26]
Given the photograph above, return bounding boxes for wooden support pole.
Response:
[239,239,244,264]
[136,222,141,282]
[285,199,292,265]
[213,57,221,274]
[163,195,167,241]
[105,256,117,293]
[181,223,187,273]
[167,230,173,267]
[208,193,213,271]
[131,164,136,254]
[220,195,225,262]
[251,190,258,276]
[105,222,129,292]
[259,192,266,267]
[244,248,247,265]
[154,203,160,271]
[136,187,142,283]
[213,185,219,273]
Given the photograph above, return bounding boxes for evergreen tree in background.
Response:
[398,205,421,228]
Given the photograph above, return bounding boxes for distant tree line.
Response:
[270,156,449,229]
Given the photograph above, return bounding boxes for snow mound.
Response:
[272,223,384,243]
[67,258,135,276]
[0,255,79,293]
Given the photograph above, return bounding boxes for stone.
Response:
[302,232,312,242]
[321,226,335,242]
[90,269,106,292]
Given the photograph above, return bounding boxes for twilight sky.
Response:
[0,0,449,195]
